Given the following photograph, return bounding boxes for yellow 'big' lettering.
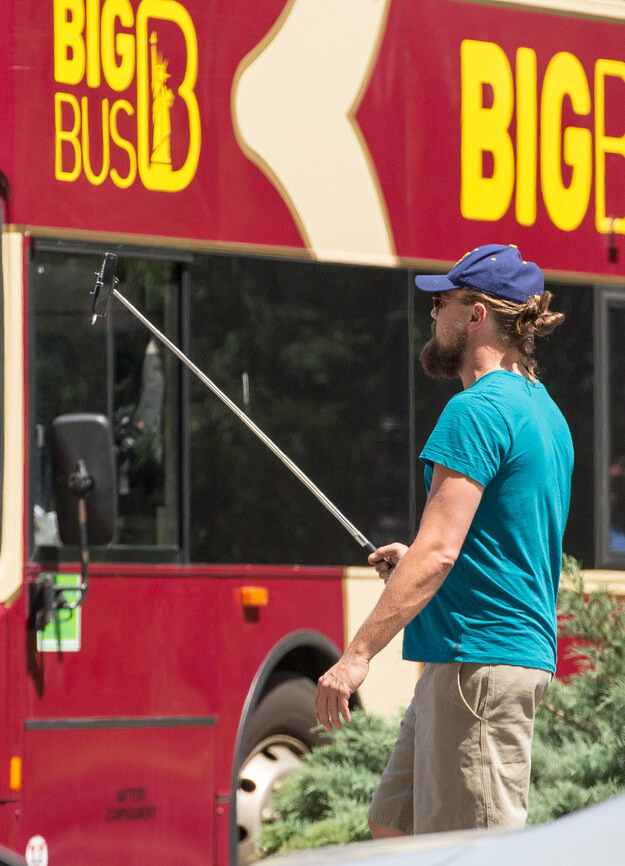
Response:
[461,38,624,235]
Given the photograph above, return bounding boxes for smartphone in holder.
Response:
[91,252,118,323]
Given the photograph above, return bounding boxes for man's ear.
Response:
[468,302,488,329]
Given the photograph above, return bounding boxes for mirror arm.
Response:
[30,461,93,630]
[54,468,91,611]
[54,459,92,609]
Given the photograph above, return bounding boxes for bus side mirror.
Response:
[52,413,117,547]
[30,414,117,632]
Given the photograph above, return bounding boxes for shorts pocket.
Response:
[457,662,491,721]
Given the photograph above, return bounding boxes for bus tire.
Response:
[236,676,327,864]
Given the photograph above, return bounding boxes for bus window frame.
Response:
[28,239,192,566]
[594,284,625,568]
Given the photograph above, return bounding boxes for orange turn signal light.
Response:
[9,757,21,792]
[239,586,269,608]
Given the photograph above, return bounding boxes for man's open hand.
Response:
[314,655,369,731]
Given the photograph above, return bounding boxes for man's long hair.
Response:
[461,289,565,380]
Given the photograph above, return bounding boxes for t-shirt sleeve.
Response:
[420,392,511,487]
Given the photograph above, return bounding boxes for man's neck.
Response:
[460,348,529,389]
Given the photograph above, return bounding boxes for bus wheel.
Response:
[237,676,327,864]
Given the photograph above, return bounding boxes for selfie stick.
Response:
[91,253,378,556]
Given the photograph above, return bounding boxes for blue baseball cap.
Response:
[414,244,544,303]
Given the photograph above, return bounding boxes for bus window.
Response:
[594,287,625,567]
[187,254,413,565]
[610,456,625,554]
[534,283,595,568]
[29,247,180,553]
[604,292,625,560]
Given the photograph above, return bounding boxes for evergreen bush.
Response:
[256,710,399,858]
[528,554,625,823]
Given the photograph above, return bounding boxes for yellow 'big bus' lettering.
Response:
[461,39,621,234]
[55,92,137,187]
[53,0,200,192]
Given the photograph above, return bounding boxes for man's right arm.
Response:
[314,463,484,731]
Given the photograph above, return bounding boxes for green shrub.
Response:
[256,710,399,858]
[528,554,625,823]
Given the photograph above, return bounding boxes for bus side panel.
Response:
[3,595,29,857]
[23,569,344,720]
[209,570,345,788]
[20,567,345,862]
[20,725,215,865]
[0,605,12,839]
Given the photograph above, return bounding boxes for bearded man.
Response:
[314,244,574,837]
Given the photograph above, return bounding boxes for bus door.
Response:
[22,245,218,865]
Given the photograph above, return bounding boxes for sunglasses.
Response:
[432,294,468,312]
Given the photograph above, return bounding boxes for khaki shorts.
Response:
[367,662,551,835]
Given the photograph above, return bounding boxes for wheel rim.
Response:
[237,734,308,864]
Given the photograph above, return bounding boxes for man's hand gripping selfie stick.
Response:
[91,253,379,557]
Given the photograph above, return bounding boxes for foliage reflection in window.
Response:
[30,250,179,550]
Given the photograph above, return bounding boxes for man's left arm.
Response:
[314,464,484,731]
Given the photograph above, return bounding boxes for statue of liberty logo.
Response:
[150,31,175,168]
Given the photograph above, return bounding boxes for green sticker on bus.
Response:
[36,574,82,652]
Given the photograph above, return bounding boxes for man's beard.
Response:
[419,322,468,379]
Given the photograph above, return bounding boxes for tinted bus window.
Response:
[187,255,413,565]
[595,287,625,567]
[29,247,180,552]
[536,283,594,568]
[607,301,625,557]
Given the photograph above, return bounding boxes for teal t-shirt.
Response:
[403,370,574,673]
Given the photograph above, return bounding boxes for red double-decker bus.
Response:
[2,0,625,863]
